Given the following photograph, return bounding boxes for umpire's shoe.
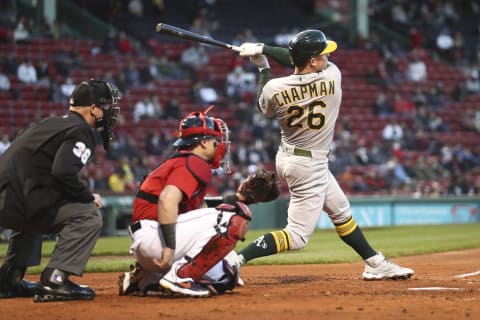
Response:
[33,268,95,302]
[0,264,37,298]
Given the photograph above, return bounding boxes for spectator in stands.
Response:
[231,28,258,47]
[0,133,11,155]
[133,94,162,123]
[2,53,18,75]
[411,87,428,106]
[413,105,431,131]
[101,29,118,54]
[372,92,393,117]
[114,72,128,93]
[90,167,109,191]
[274,27,298,46]
[130,155,150,186]
[60,77,76,98]
[426,82,447,109]
[123,61,141,88]
[452,81,468,102]
[17,57,37,84]
[34,55,51,87]
[140,57,160,83]
[468,175,480,196]
[189,8,219,38]
[427,110,449,132]
[436,27,455,63]
[156,55,185,80]
[163,98,182,119]
[354,138,370,165]
[52,45,74,77]
[408,27,423,50]
[193,80,219,104]
[108,165,135,193]
[406,50,427,82]
[128,0,143,18]
[385,157,411,190]
[12,16,31,43]
[225,65,256,102]
[234,101,254,125]
[145,130,166,156]
[47,80,64,102]
[0,65,10,92]
[391,141,405,163]
[376,56,403,88]
[465,69,480,95]
[180,43,209,80]
[117,31,135,55]
[368,140,391,165]
[382,120,404,142]
[392,93,414,117]
[447,174,469,196]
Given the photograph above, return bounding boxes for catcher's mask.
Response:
[288,29,337,67]
[69,79,121,150]
[173,105,231,173]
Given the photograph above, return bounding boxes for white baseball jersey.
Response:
[257,61,352,249]
[259,62,342,151]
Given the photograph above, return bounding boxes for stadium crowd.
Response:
[0,0,479,201]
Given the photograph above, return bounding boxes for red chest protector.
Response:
[132,152,211,222]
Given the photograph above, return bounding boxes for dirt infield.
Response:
[1,248,479,320]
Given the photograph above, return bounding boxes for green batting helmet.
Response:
[288,30,337,67]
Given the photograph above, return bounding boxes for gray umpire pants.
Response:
[3,202,102,276]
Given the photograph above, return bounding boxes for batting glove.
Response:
[239,42,264,56]
[250,54,270,71]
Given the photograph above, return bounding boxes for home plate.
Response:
[407,287,462,291]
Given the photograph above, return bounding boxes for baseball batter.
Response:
[228,30,414,280]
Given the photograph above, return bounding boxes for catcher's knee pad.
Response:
[178,202,251,281]
[335,216,358,237]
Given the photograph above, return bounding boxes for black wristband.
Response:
[222,193,239,205]
[159,223,176,250]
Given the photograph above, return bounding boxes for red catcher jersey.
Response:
[131,153,212,222]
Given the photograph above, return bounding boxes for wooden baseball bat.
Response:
[155,23,241,52]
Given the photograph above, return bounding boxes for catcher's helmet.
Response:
[288,30,337,67]
[173,108,223,148]
[173,106,231,172]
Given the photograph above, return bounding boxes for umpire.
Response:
[0,80,120,302]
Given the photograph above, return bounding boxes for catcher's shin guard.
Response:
[199,260,239,295]
[177,202,251,281]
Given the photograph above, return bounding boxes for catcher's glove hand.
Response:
[237,169,280,205]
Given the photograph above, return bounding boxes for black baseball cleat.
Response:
[0,264,37,298]
[0,279,37,298]
[33,268,95,302]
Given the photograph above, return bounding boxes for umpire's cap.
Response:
[69,79,119,108]
[288,30,337,67]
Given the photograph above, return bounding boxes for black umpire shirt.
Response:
[0,111,96,231]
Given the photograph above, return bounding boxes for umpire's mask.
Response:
[70,80,121,150]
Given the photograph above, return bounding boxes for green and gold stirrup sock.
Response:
[239,230,293,263]
[335,216,377,260]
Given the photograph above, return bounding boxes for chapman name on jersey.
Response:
[273,79,335,106]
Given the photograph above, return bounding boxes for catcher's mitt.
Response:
[237,169,280,204]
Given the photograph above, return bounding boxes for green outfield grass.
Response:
[1,224,479,274]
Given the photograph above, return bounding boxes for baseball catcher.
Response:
[118,107,280,298]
